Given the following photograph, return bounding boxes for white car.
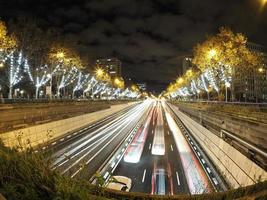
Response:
[106,176,132,192]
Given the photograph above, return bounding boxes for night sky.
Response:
[0,0,267,92]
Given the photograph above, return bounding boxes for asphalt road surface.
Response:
[45,101,151,179]
[44,99,225,195]
[110,100,218,195]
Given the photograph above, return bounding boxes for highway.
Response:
[44,101,151,179]
[108,101,189,194]
[100,100,223,195]
[44,99,226,195]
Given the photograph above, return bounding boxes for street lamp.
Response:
[258,0,267,11]
[258,67,264,73]
[114,78,120,85]
[95,68,104,78]
[208,49,217,59]
[56,52,65,59]
[225,82,230,102]
[177,77,184,84]
[261,0,267,5]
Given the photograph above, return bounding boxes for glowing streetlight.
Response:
[131,85,138,91]
[261,0,267,5]
[114,78,120,85]
[258,67,264,73]
[56,52,65,59]
[96,68,104,77]
[208,49,217,59]
[177,77,184,84]
[258,0,267,11]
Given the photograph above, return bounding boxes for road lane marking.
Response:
[117,154,121,159]
[103,172,109,179]
[193,146,197,150]
[52,142,57,145]
[63,104,150,177]
[197,152,201,157]
[152,130,154,134]
[111,162,116,168]
[167,131,170,135]
[206,167,211,174]
[149,143,151,150]
[170,145,174,151]
[60,138,65,141]
[176,171,180,186]
[67,135,71,138]
[212,178,218,185]
[201,159,206,164]
[142,169,146,183]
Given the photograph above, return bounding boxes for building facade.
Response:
[136,82,147,91]
[96,58,122,78]
[233,42,267,102]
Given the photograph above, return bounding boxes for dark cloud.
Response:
[0,0,266,93]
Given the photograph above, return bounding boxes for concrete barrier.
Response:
[0,102,138,149]
[175,104,267,151]
[170,104,267,189]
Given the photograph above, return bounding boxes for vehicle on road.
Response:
[151,162,173,195]
[106,176,132,192]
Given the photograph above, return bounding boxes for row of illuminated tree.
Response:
[0,20,140,99]
[166,27,266,102]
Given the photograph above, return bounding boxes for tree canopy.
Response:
[0,21,16,54]
[192,27,264,73]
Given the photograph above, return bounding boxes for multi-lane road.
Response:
[44,99,227,195]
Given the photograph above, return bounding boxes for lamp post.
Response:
[225,82,230,102]
[256,67,265,103]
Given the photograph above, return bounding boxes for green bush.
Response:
[0,141,108,200]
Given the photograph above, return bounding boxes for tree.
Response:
[192,27,264,100]
[48,45,85,98]
[0,20,16,56]
[192,27,263,73]
[0,20,18,98]
[8,18,56,98]
[167,27,265,101]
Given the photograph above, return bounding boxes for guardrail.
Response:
[0,98,136,104]
[221,129,267,158]
[171,100,267,107]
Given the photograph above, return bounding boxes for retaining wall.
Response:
[175,104,267,151]
[170,104,267,188]
[0,102,137,149]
